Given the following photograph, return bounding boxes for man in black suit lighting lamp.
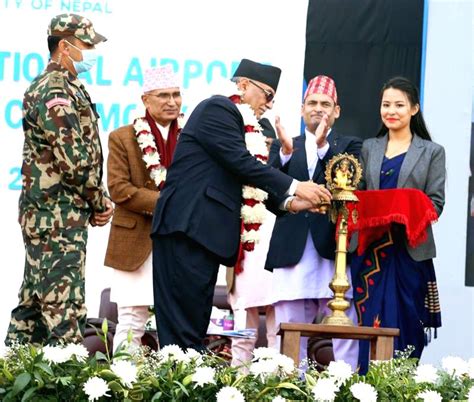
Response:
[151,59,331,351]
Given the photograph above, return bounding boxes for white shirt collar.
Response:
[156,122,171,140]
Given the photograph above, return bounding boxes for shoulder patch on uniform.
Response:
[47,72,65,89]
[45,97,71,109]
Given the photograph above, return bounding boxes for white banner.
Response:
[0,0,309,341]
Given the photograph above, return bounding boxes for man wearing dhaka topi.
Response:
[266,75,362,370]
[151,59,332,351]
[105,65,182,352]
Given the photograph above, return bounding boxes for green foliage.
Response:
[0,337,472,401]
[304,347,474,402]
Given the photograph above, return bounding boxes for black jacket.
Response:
[151,95,292,266]
[265,130,362,269]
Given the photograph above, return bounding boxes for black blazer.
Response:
[151,95,292,266]
[265,130,362,269]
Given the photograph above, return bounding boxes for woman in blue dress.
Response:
[352,77,446,373]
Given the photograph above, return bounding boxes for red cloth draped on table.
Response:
[346,188,438,255]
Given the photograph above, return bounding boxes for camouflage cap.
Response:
[47,13,107,45]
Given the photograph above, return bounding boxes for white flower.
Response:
[158,344,187,363]
[149,167,166,186]
[273,354,296,375]
[311,378,338,402]
[133,118,150,133]
[350,382,378,402]
[83,377,110,401]
[417,390,442,402]
[467,386,474,402]
[191,366,216,387]
[64,343,89,362]
[41,345,71,364]
[414,364,439,384]
[216,386,246,402]
[231,92,269,249]
[133,116,167,188]
[441,356,469,377]
[242,186,268,202]
[142,152,160,166]
[241,203,267,223]
[245,132,268,157]
[271,397,286,402]
[236,103,260,127]
[185,348,201,357]
[157,167,167,183]
[249,352,294,379]
[111,360,137,388]
[185,348,203,364]
[136,132,157,148]
[250,359,279,379]
[327,360,353,385]
[241,229,261,244]
[253,347,280,360]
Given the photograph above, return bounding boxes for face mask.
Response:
[66,41,98,74]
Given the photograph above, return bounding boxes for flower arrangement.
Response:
[236,102,269,253]
[304,348,474,401]
[133,117,168,188]
[132,114,184,188]
[211,79,269,257]
[1,325,473,401]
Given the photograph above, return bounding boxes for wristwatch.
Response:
[286,196,298,214]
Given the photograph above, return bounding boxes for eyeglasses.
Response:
[249,80,274,103]
[146,92,182,102]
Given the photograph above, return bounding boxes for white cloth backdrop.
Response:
[0,0,308,341]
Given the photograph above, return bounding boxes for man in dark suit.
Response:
[151,59,331,351]
[266,75,362,369]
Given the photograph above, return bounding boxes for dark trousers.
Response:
[152,233,220,351]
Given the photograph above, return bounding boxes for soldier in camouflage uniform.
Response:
[6,14,114,346]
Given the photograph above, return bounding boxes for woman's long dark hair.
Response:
[376,76,432,141]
